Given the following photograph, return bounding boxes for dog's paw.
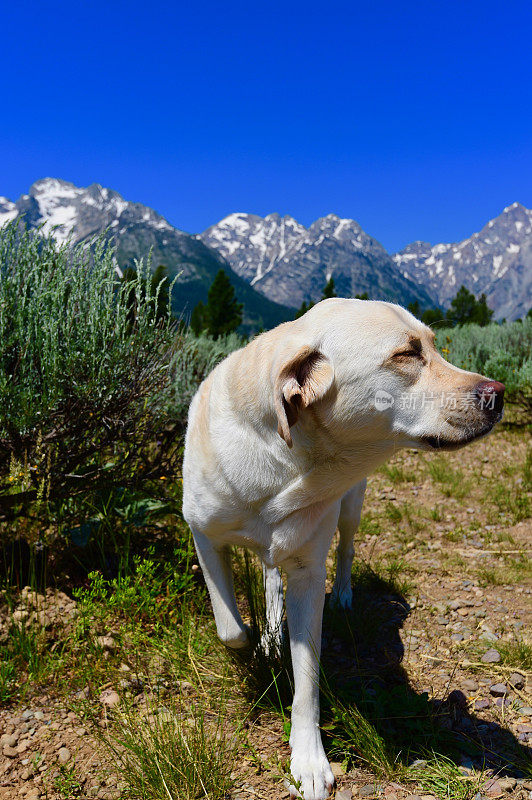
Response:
[329,585,352,610]
[219,623,251,650]
[287,745,334,799]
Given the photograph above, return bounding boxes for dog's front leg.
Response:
[191,529,249,649]
[331,479,367,609]
[261,564,284,655]
[284,537,336,800]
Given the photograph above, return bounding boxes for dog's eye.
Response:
[393,349,423,359]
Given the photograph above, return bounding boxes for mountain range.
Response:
[1,178,530,324]
[200,213,433,310]
[393,202,532,321]
[0,179,292,332]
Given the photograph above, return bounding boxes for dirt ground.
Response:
[0,428,530,800]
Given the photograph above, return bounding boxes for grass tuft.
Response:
[100,694,236,800]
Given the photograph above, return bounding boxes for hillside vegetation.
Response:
[0,226,530,800]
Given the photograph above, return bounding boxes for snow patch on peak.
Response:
[0,198,17,226]
[31,178,78,199]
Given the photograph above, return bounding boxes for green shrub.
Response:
[0,222,179,519]
[434,319,532,409]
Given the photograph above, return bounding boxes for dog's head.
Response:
[274,298,504,451]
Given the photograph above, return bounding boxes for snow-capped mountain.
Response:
[201,212,434,309]
[393,203,532,320]
[3,179,529,322]
[0,179,292,332]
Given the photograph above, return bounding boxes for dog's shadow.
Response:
[319,567,531,778]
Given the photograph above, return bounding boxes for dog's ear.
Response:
[274,346,334,447]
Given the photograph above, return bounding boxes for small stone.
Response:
[519,706,532,716]
[498,778,517,791]
[33,711,44,721]
[475,698,491,710]
[99,689,120,708]
[97,635,117,652]
[462,679,478,692]
[489,683,507,697]
[3,745,18,757]
[482,779,503,797]
[509,672,525,690]
[335,791,352,800]
[481,648,501,663]
[330,762,344,778]
[359,785,381,798]
[57,747,70,764]
[0,734,18,747]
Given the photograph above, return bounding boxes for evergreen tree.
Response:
[190,300,207,336]
[446,285,494,327]
[203,269,243,338]
[421,307,445,326]
[354,292,369,300]
[322,276,337,299]
[407,300,420,318]
[446,285,477,325]
[473,293,494,326]
[295,300,311,319]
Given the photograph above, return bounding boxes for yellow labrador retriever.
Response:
[182,299,504,800]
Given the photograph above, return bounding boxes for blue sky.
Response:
[1,0,531,251]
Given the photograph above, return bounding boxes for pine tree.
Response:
[204,269,243,338]
[295,300,314,319]
[446,285,478,325]
[421,307,445,326]
[354,292,369,300]
[322,276,337,299]
[472,293,494,326]
[446,285,494,327]
[407,300,420,318]
[190,300,207,336]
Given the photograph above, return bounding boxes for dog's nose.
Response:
[474,380,505,416]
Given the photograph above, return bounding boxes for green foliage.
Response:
[407,300,421,318]
[121,263,171,323]
[74,551,195,625]
[421,307,446,326]
[168,330,242,424]
[445,285,494,327]
[191,269,243,338]
[101,696,235,800]
[434,318,532,409]
[495,636,532,671]
[190,299,206,336]
[0,222,180,516]
[322,276,337,299]
[294,277,339,319]
[295,300,311,318]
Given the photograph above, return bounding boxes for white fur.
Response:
[183,299,500,800]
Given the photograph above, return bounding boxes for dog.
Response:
[182,298,504,800]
